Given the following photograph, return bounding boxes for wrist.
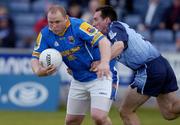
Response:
[100,60,109,64]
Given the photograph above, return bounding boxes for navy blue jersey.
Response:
[108,21,160,70]
[107,21,178,96]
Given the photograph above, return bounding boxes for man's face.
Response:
[47,11,67,35]
[93,11,108,34]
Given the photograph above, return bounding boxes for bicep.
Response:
[111,41,124,59]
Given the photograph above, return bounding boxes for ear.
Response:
[105,17,111,24]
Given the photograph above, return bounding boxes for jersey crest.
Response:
[79,22,97,36]
[108,30,117,40]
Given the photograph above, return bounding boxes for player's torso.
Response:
[115,22,160,70]
[48,26,94,70]
[42,20,99,82]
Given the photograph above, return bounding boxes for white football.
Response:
[39,48,62,68]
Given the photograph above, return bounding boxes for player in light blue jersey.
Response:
[31,5,115,125]
[92,5,180,125]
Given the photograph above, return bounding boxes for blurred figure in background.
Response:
[34,2,55,35]
[176,32,180,51]
[176,37,180,51]
[81,0,101,24]
[0,5,16,48]
[34,15,48,35]
[137,0,166,32]
[67,0,82,18]
[160,0,180,32]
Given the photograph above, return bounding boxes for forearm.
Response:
[31,58,40,74]
[98,37,111,63]
[111,41,124,60]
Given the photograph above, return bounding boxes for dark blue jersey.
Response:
[108,21,160,70]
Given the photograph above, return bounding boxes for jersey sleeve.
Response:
[78,22,105,47]
[31,32,49,59]
[108,22,128,49]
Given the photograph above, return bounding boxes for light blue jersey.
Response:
[108,21,160,70]
[107,21,178,96]
[32,17,117,82]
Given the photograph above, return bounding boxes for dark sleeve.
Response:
[108,22,128,49]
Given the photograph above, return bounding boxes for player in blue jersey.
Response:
[92,5,180,125]
[31,5,115,125]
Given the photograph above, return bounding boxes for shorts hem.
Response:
[136,87,179,97]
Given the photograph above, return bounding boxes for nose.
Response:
[50,23,57,31]
[51,23,56,28]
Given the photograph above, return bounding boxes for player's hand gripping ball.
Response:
[39,48,62,68]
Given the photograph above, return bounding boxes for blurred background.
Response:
[0,0,180,125]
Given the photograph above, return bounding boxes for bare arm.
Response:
[99,37,111,63]
[111,41,125,60]
[31,58,56,76]
[97,37,111,78]
[90,40,125,72]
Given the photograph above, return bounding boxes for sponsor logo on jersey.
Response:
[68,36,75,43]
[79,22,97,36]
[109,30,117,40]
[54,41,60,47]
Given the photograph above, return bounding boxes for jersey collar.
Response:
[58,16,71,36]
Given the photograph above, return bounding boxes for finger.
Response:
[92,67,98,72]
[90,67,97,72]
[97,70,103,78]
[47,66,57,75]
[47,64,54,69]
[90,64,96,71]
[104,71,111,79]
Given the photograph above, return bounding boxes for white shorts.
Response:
[67,77,113,115]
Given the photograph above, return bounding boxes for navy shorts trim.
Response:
[130,56,178,97]
[110,81,119,101]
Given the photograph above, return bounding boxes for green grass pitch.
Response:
[0,106,179,125]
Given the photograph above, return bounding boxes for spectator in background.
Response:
[176,32,180,51]
[0,5,16,48]
[137,0,166,32]
[176,37,180,51]
[115,0,134,20]
[81,0,101,24]
[160,0,180,32]
[34,14,48,35]
[67,0,82,18]
[123,0,133,14]
[34,3,55,35]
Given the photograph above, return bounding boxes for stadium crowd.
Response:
[0,0,179,51]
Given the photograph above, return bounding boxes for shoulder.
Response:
[40,26,51,37]
[109,21,126,31]
[70,17,96,35]
[69,17,84,29]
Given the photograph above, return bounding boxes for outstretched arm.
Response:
[90,40,125,72]
[97,37,111,78]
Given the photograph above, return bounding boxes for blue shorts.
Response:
[130,55,178,97]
